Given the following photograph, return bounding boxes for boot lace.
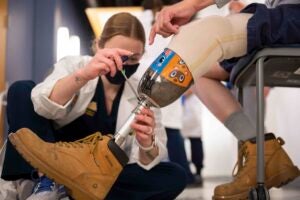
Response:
[231,137,285,178]
[232,143,249,178]
[56,132,104,154]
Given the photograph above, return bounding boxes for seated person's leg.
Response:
[168,13,252,80]
[193,64,300,199]
[193,63,241,123]
[106,162,186,200]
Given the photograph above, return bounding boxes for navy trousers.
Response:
[2,80,55,180]
[190,137,204,174]
[166,128,194,184]
[1,80,186,200]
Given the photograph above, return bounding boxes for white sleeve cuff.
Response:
[130,137,168,171]
[31,79,76,119]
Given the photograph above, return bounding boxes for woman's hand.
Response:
[131,108,156,148]
[77,48,133,81]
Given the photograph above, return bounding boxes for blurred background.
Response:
[0,0,300,199]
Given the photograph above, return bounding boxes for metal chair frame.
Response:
[231,47,300,200]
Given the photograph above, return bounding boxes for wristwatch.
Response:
[135,136,157,152]
[214,0,230,8]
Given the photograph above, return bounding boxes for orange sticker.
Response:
[161,54,193,88]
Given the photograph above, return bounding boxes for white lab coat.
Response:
[31,56,168,170]
[181,94,203,138]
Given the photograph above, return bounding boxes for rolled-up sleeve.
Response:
[31,56,83,120]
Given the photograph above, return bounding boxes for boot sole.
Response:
[212,166,300,200]
[266,166,300,188]
[9,131,102,200]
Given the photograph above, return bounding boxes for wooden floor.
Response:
[177,176,300,200]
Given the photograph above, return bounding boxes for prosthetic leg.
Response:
[168,14,251,79]
[116,14,252,145]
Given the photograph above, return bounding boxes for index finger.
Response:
[113,49,133,70]
[116,48,133,57]
[111,53,123,71]
[149,26,157,45]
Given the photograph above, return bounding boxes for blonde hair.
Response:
[93,12,145,53]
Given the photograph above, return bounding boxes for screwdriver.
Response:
[120,56,140,100]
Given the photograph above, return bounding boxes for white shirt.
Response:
[181,94,204,138]
[31,56,168,170]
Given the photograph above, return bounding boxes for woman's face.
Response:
[104,35,144,65]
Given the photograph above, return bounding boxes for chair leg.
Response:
[248,57,270,200]
[237,87,244,171]
[256,57,266,184]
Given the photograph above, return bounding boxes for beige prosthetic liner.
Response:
[168,13,253,80]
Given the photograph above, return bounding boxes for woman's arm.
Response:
[49,48,133,105]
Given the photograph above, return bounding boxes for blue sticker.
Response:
[150,49,175,74]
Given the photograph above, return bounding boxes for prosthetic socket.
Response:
[115,48,194,146]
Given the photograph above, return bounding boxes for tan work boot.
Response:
[9,128,129,200]
[213,133,300,200]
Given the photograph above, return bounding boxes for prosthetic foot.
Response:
[9,128,128,200]
[213,133,300,200]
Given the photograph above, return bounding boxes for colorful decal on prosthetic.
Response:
[150,48,193,88]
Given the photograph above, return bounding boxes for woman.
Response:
[2,13,186,200]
